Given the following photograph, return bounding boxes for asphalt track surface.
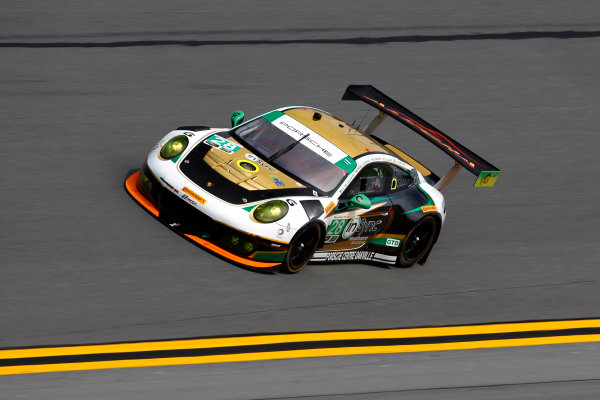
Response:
[1,0,600,398]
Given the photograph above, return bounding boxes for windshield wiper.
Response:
[267,133,310,163]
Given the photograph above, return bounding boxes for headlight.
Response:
[160,135,189,160]
[138,170,153,194]
[253,200,289,223]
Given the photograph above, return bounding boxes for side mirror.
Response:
[410,168,420,184]
[344,194,371,210]
[231,110,245,127]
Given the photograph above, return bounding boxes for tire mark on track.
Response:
[1,30,599,48]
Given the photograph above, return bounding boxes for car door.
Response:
[322,163,395,252]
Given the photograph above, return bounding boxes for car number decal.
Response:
[204,134,242,154]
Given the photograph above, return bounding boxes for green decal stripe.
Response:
[367,237,403,247]
[253,252,286,262]
[171,152,183,163]
[242,205,255,212]
[370,196,392,203]
[417,184,434,207]
[262,110,285,123]
[403,184,434,214]
[334,156,357,174]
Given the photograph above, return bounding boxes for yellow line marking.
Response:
[1,320,599,375]
[3,319,599,359]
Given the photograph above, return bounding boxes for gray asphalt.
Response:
[2,343,600,400]
[1,0,599,398]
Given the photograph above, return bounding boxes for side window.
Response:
[341,164,393,199]
[390,165,413,192]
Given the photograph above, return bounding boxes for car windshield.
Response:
[232,117,347,193]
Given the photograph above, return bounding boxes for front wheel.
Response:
[396,216,437,268]
[281,223,321,273]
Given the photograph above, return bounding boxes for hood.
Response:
[202,135,305,191]
[179,132,313,204]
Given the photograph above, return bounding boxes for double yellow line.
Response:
[2,319,599,375]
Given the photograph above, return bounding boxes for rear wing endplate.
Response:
[342,85,500,188]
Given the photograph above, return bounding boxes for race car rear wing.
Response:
[342,85,500,189]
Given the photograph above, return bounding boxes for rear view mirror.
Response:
[410,169,420,184]
[345,194,371,210]
[231,110,245,127]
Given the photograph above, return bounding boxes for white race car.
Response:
[125,85,499,273]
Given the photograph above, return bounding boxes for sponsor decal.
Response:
[277,228,284,237]
[324,201,335,213]
[325,251,375,262]
[245,153,277,173]
[348,236,368,244]
[183,131,195,137]
[276,120,333,159]
[421,205,438,213]
[203,134,241,154]
[286,199,297,206]
[386,238,401,247]
[326,216,385,243]
[182,186,206,205]
[341,216,362,239]
[180,194,198,206]
[273,178,285,187]
[160,177,178,193]
[354,218,384,237]
[324,235,339,244]
[474,171,500,188]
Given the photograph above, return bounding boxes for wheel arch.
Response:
[314,219,327,250]
[417,212,443,265]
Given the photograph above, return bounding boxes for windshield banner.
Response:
[266,111,356,173]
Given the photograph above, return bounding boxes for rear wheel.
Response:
[281,223,321,273]
[396,216,437,268]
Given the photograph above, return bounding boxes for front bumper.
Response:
[124,170,286,271]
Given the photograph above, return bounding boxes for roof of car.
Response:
[282,107,391,159]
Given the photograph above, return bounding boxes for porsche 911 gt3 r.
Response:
[125,85,499,273]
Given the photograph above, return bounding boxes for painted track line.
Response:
[2,319,599,375]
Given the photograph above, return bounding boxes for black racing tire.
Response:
[281,223,321,274]
[396,216,438,268]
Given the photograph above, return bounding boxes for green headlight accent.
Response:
[253,200,289,223]
[220,234,257,254]
[243,242,256,253]
[160,135,189,160]
[138,170,153,195]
